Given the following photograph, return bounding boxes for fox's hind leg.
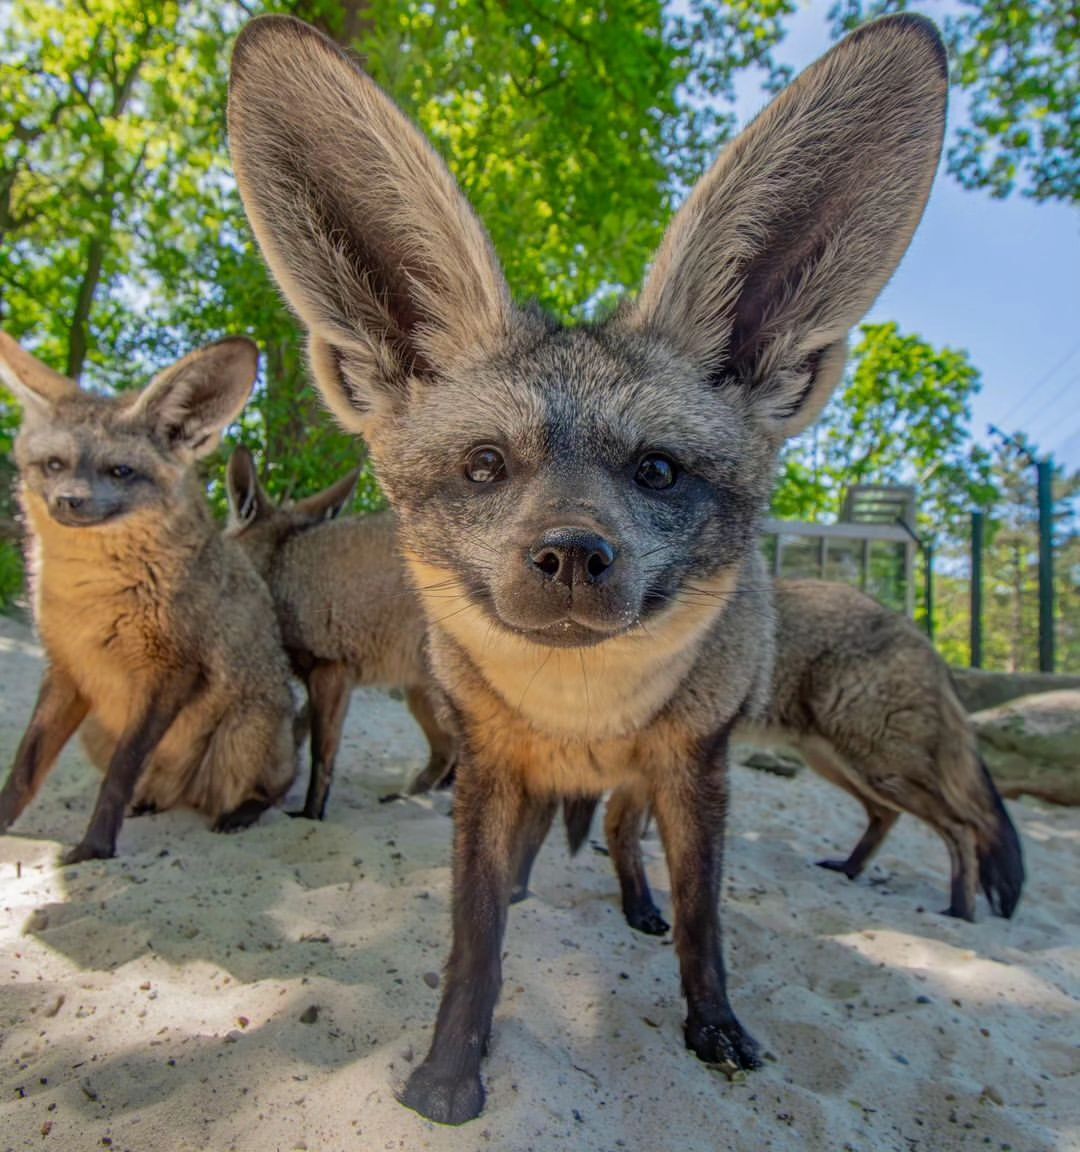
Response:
[509,798,557,903]
[296,660,351,820]
[817,803,900,880]
[0,667,88,832]
[405,685,457,794]
[799,740,900,879]
[605,786,669,935]
[939,824,979,921]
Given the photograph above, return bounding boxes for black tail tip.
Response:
[977,758,1026,919]
[562,796,599,856]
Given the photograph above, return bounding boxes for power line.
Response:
[1050,419,1080,459]
[1024,369,1080,443]
[995,337,1080,430]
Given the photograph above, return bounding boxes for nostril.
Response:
[534,549,562,578]
[586,542,614,579]
[61,496,84,510]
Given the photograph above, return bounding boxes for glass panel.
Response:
[866,539,907,613]
[778,533,824,581]
[825,537,863,589]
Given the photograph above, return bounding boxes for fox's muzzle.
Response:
[528,528,616,588]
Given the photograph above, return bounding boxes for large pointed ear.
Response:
[292,468,361,525]
[0,332,80,424]
[127,338,259,458]
[226,445,275,528]
[621,14,947,441]
[228,15,512,438]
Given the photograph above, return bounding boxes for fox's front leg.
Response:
[0,666,88,832]
[400,761,536,1125]
[652,731,761,1070]
[63,672,197,865]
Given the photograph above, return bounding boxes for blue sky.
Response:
[731,1,1080,473]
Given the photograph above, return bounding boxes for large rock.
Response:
[972,690,1080,805]
[951,668,1080,714]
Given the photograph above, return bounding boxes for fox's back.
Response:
[769,579,950,748]
[272,510,428,687]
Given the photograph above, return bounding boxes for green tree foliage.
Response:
[1,0,797,522]
[772,322,997,541]
[829,0,1080,205]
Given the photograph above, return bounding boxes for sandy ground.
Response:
[0,613,1077,1152]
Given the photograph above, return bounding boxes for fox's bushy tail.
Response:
[975,756,1025,919]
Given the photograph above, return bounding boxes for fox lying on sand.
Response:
[225,447,456,817]
[229,12,948,1123]
[0,335,297,863]
[550,580,1024,932]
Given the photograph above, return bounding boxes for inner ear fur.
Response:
[226,444,274,526]
[622,14,948,438]
[228,15,511,435]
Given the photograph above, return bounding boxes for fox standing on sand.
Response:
[225,447,455,817]
[0,335,297,863]
[229,12,948,1123]
[569,580,1025,936]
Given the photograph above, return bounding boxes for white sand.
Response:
[0,613,1077,1151]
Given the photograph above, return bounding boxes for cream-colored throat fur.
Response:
[408,557,736,740]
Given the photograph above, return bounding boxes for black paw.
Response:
[509,883,529,905]
[285,806,326,820]
[61,839,114,866]
[816,857,859,880]
[213,799,271,832]
[625,903,669,936]
[941,904,976,923]
[685,1014,762,1070]
[399,1063,484,1125]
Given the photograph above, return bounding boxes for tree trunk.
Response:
[66,232,108,381]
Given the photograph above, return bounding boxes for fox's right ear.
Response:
[620,14,948,443]
[292,468,361,525]
[0,332,79,423]
[228,16,511,439]
[226,445,274,528]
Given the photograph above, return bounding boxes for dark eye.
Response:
[46,457,65,473]
[464,445,506,484]
[635,453,678,491]
[110,464,135,481]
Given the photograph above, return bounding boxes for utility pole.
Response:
[989,426,1056,673]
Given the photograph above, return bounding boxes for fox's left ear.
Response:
[621,14,947,441]
[0,332,80,424]
[131,337,259,457]
[293,468,361,525]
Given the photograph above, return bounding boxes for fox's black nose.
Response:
[529,529,616,587]
[57,494,84,511]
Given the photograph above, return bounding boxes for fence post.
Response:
[970,510,983,668]
[1037,458,1055,673]
[924,541,934,641]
